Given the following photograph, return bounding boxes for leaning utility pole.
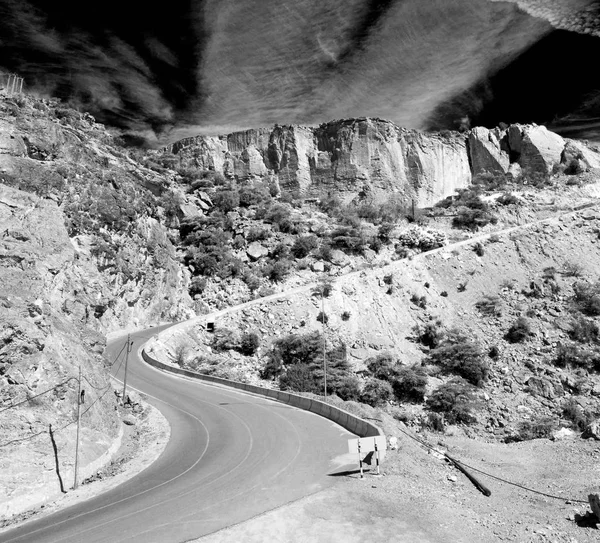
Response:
[74,366,82,489]
[122,334,131,406]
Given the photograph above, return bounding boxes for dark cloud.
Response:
[1,0,599,144]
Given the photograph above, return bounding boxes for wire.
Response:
[109,342,127,366]
[395,426,588,504]
[81,385,113,416]
[82,375,110,391]
[0,378,78,415]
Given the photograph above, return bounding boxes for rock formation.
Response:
[168,118,600,207]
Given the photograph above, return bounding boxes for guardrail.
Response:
[141,349,385,449]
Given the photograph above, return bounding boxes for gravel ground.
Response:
[199,427,600,543]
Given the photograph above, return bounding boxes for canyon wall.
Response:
[169,118,600,207]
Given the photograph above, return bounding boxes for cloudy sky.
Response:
[1,0,599,144]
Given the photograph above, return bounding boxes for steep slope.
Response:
[0,93,195,517]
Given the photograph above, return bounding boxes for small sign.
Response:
[348,435,387,454]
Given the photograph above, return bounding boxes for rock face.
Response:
[171,119,472,207]
[468,127,510,174]
[169,119,600,206]
[0,185,119,517]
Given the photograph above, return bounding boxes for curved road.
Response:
[1,328,353,543]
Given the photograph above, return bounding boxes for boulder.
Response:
[311,261,325,272]
[179,203,202,220]
[562,139,600,171]
[527,376,564,399]
[468,127,510,175]
[584,419,600,440]
[246,242,268,261]
[552,427,576,441]
[518,125,565,174]
[507,124,524,156]
[327,249,349,266]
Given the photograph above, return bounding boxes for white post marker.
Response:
[348,436,387,477]
[358,438,363,479]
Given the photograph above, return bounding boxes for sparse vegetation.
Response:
[426,378,479,424]
[475,294,502,317]
[426,337,489,387]
[505,317,532,343]
[573,281,600,316]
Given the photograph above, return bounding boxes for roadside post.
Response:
[358,438,364,478]
[348,436,387,478]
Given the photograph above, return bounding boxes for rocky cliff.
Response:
[167,118,600,207]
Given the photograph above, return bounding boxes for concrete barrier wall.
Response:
[142,349,385,443]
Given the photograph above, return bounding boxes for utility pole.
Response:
[122,334,131,406]
[321,287,327,400]
[74,365,82,489]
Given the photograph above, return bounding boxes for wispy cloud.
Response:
[1,0,598,143]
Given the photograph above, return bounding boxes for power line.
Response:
[395,426,588,504]
[82,374,110,391]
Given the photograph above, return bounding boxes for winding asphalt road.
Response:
[0,328,353,543]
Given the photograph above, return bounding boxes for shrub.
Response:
[573,282,600,316]
[319,193,344,215]
[426,378,479,424]
[410,293,427,309]
[426,340,489,386]
[313,278,334,298]
[453,207,498,231]
[291,235,319,259]
[212,190,240,212]
[341,311,351,321]
[488,345,500,359]
[505,317,532,343]
[392,367,428,403]
[510,417,557,442]
[332,374,362,401]
[361,379,394,407]
[496,192,520,206]
[263,203,291,227]
[475,294,502,317]
[328,226,369,254]
[562,398,594,431]
[316,311,329,324]
[211,328,239,352]
[242,271,261,293]
[239,332,260,356]
[246,227,271,242]
[367,353,400,380]
[413,320,445,349]
[378,222,395,244]
[568,315,599,343]
[239,184,271,207]
[262,259,291,282]
[189,276,207,297]
[554,342,600,371]
[174,345,188,367]
[473,242,485,257]
[563,261,584,277]
[396,226,446,252]
[279,363,320,394]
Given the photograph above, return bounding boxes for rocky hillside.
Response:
[0,92,196,517]
[2,87,600,518]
